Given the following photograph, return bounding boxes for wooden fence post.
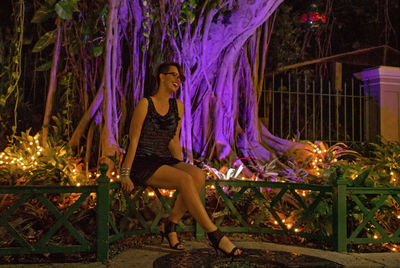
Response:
[333,168,347,252]
[195,184,206,240]
[96,163,110,263]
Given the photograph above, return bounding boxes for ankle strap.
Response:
[207,229,224,245]
[164,219,177,233]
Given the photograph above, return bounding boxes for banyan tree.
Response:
[5,0,297,172]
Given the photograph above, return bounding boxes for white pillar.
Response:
[355,66,400,142]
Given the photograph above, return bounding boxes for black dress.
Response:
[130,97,181,186]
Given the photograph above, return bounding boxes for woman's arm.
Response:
[120,98,148,193]
[168,99,184,160]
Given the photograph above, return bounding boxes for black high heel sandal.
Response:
[207,229,242,257]
[160,219,184,250]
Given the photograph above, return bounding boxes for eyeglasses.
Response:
[162,72,185,82]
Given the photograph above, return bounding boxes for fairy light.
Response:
[287,224,292,229]
[116,175,120,179]
[96,173,100,177]
[373,234,378,239]
[274,220,278,225]
[148,191,155,197]
[211,185,215,189]
[111,171,115,176]
[169,192,173,197]
[294,228,299,232]
[392,247,397,252]
[282,219,285,223]
[77,183,81,187]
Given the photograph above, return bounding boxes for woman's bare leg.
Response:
[146,165,241,255]
[168,162,205,223]
[161,163,205,249]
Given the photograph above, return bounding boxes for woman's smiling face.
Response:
[160,65,182,92]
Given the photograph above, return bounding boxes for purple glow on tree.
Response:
[64,0,296,171]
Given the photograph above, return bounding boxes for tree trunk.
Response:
[53,0,294,171]
[100,0,120,171]
[41,19,61,146]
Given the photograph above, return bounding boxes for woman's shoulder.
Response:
[175,98,184,108]
[174,98,184,116]
[137,97,150,106]
[135,97,150,112]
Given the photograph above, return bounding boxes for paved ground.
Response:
[2,239,400,267]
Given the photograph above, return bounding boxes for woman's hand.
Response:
[120,175,134,193]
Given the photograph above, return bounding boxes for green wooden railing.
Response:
[1,164,399,263]
[0,185,95,255]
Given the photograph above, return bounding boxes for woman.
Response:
[119,62,242,256]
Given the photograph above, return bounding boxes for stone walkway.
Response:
[2,239,400,267]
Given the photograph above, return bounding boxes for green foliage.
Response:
[32,29,58,53]
[55,0,78,20]
[267,3,304,70]
[31,0,80,23]
[31,5,55,24]
[0,129,86,186]
[35,61,53,72]
[179,0,198,26]
[336,141,400,188]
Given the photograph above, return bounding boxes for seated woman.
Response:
[120,62,242,256]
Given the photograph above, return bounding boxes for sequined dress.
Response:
[130,97,181,185]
